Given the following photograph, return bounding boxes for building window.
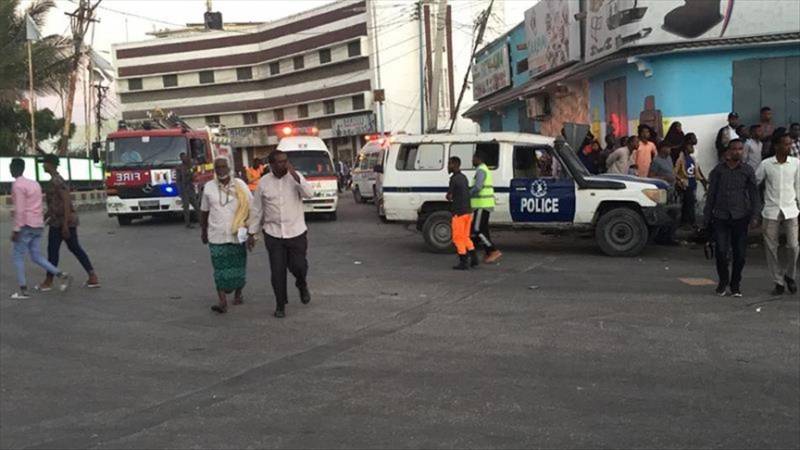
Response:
[516,58,529,75]
[128,78,142,90]
[199,70,215,84]
[293,55,304,70]
[243,112,258,125]
[162,74,178,88]
[489,113,502,132]
[236,67,253,80]
[351,94,365,110]
[323,100,335,115]
[269,62,280,76]
[273,108,284,122]
[319,48,331,64]
[348,40,361,57]
[298,104,308,118]
[205,115,220,125]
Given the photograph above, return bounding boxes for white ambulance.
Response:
[352,136,390,204]
[379,132,677,257]
[277,127,338,221]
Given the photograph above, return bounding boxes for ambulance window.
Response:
[448,143,498,170]
[396,144,444,171]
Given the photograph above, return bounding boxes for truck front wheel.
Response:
[595,207,648,256]
[422,211,452,253]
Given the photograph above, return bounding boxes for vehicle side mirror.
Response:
[373,164,383,174]
[90,142,101,164]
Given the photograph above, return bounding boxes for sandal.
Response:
[211,304,227,314]
[233,297,244,305]
[34,285,52,292]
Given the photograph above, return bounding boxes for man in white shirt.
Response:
[247,150,314,318]
[755,133,800,295]
[743,124,763,171]
[715,112,739,162]
[605,136,638,175]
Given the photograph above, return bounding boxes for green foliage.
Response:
[0,102,74,156]
[0,0,74,103]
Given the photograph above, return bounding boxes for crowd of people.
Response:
[574,108,799,297]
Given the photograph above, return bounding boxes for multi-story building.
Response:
[112,0,483,168]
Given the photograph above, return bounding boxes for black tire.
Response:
[117,215,133,226]
[376,197,388,223]
[353,187,365,204]
[422,211,452,253]
[595,207,648,256]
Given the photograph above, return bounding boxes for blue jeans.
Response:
[47,226,94,274]
[13,226,60,288]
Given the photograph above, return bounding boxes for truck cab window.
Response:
[190,139,207,164]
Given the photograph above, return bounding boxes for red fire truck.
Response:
[99,113,233,225]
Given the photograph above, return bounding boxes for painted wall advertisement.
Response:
[524,0,581,75]
[229,126,269,147]
[586,0,800,62]
[472,44,511,100]
[332,114,376,137]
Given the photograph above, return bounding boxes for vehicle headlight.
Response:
[642,188,666,204]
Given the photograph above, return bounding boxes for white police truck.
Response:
[379,133,676,257]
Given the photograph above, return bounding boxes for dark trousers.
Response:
[713,217,749,290]
[47,226,94,274]
[180,189,199,226]
[681,188,697,226]
[471,209,496,254]
[264,232,308,309]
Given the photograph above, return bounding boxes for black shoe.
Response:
[785,276,797,294]
[771,284,785,296]
[730,288,743,298]
[468,250,479,268]
[299,286,311,304]
[452,255,469,271]
[715,283,728,297]
[274,309,286,318]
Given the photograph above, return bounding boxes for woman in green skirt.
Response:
[200,157,252,313]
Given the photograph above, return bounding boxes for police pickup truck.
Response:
[377,132,676,257]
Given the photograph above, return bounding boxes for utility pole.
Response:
[417,1,426,134]
[94,82,108,144]
[59,0,101,155]
[426,0,447,133]
[449,0,493,132]
[369,0,385,134]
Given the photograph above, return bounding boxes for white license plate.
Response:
[138,200,159,208]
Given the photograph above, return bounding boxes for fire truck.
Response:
[98,110,233,226]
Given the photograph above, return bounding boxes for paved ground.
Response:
[1,195,798,449]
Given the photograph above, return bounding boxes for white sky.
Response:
[21,0,536,57]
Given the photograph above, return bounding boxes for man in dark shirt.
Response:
[704,139,761,297]
[176,152,200,229]
[447,157,478,270]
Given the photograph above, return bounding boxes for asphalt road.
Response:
[1,195,798,449]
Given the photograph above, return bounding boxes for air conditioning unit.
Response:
[526,94,550,119]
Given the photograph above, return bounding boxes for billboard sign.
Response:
[524,0,581,75]
[586,0,800,62]
[333,114,376,137]
[472,44,511,100]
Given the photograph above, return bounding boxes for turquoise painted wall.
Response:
[589,44,800,120]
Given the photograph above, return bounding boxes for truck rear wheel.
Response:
[117,215,133,226]
[595,207,648,256]
[422,211,452,253]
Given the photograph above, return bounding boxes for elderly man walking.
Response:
[756,133,800,295]
[201,157,251,313]
[247,150,314,318]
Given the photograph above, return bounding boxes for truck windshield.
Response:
[107,136,187,168]
[286,151,335,177]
